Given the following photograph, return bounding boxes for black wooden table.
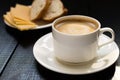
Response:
[0,0,120,80]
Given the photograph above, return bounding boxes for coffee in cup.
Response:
[55,20,97,35]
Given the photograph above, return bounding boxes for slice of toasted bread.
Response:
[30,0,50,20]
[42,0,66,21]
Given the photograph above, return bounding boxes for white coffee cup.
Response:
[52,15,115,63]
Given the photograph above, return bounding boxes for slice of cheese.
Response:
[11,4,31,21]
[15,21,35,25]
[14,18,36,25]
[10,4,36,25]
[3,12,17,27]
[15,24,36,31]
[4,12,36,31]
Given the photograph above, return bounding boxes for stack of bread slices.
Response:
[30,0,67,21]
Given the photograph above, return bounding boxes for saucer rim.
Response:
[33,33,119,75]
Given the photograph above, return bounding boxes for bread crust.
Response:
[30,0,67,21]
[30,0,51,21]
[42,0,66,22]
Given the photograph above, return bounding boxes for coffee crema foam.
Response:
[55,20,97,35]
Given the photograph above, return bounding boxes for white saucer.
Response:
[33,33,119,75]
[4,19,52,30]
[112,66,120,80]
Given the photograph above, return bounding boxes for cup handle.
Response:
[98,27,115,48]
